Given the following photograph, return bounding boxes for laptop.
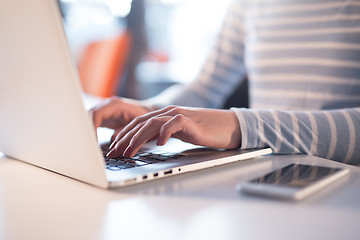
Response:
[0,0,272,189]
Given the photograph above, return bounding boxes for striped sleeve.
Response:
[145,0,246,109]
[232,107,360,165]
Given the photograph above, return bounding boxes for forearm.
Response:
[232,107,360,165]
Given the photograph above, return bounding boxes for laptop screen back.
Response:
[0,0,108,188]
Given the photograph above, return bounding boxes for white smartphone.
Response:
[237,163,350,200]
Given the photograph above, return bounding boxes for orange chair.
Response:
[77,31,131,98]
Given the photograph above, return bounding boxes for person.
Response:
[90,0,360,165]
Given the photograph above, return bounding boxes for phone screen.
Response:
[250,164,342,189]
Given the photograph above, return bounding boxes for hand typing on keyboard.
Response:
[90,98,241,159]
[101,143,183,171]
[105,106,241,158]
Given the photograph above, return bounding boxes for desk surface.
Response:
[0,153,359,240]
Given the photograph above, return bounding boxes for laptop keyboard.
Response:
[101,143,183,171]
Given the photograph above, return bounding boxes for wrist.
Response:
[229,109,242,148]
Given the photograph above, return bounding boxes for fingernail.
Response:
[106,149,115,158]
[109,141,116,150]
[156,139,163,146]
[156,137,165,146]
[123,146,132,158]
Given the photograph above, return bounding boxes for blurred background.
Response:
[58,0,232,100]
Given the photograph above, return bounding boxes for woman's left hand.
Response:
[106,105,242,158]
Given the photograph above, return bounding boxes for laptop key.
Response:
[110,161,128,167]
[124,159,148,166]
[102,143,183,171]
[146,154,173,161]
[131,155,162,164]
[107,165,132,171]
[107,166,120,171]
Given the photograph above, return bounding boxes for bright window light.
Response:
[104,0,133,17]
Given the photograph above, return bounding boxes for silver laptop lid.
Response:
[0,0,108,188]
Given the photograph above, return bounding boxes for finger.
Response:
[89,110,98,129]
[89,102,115,129]
[157,114,198,146]
[110,129,122,142]
[89,110,103,139]
[107,122,145,157]
[108,106,185,155]
[123,117,171,157]
[112,106,177,145]
[89,97,120,129]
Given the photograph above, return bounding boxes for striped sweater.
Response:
[146,0,360,165]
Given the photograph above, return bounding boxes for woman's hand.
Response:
[107,105,241,158]
[89,96,150,140]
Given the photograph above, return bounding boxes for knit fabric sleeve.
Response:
[232,107,360,165]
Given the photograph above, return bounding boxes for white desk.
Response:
[0,153,359,240]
